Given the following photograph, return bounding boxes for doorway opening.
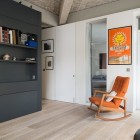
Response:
[86,19,107,100]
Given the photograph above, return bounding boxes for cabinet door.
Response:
[56,23,75,103]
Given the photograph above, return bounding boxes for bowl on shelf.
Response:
[3,54,10,60]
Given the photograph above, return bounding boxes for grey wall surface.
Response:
[13,0,59,26]
[67,0,140,23]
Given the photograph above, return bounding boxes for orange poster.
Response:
[108,26,132,64]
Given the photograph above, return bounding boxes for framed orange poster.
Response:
[108,26,132,65]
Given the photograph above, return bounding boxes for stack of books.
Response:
[0,27,18,44]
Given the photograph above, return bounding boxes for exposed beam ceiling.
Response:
[59,0,74,25]
[21,0,120,25]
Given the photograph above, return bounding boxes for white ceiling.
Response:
[24,0,120,15]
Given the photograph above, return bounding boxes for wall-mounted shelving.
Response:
[0,0,41,122]
[0,59,37,63]
[0,42,37,49]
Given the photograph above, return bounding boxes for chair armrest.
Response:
[105,94,127,100]
[93,90,109,97]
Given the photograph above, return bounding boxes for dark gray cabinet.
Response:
[0,0,41,122]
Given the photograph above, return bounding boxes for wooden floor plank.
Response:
[0,100,139,140]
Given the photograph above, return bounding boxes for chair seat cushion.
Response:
[89,97,117,108]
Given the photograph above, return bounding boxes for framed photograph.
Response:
[45,56,54,70]
[108,26,132,65]
[42,39,54,53]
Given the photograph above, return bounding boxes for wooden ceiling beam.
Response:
[59,0,74,25]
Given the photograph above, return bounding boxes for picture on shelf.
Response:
[42,39,54,53]
[45,56,54,70]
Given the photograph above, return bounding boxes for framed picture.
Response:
[45,56,54,70]
[108,26,132,65]
[42,39,54,53]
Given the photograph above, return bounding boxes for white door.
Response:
[42,53,55,100]
[56,23,75,103]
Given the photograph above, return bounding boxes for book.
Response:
[12,30,16,44]
[0,27,3,42]
[9,30,13,44]
[3,29,9,43]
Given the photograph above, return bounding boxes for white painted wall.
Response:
[41,8,140,112]
[75,10,138,112]
[107,10,135,112]
[92,22,107,44]
[42,27,56,100]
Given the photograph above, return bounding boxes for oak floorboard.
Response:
[0,100,140,140]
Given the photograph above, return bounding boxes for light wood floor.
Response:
[0,100,140,140]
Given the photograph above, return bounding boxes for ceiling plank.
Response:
[59,0,74,25]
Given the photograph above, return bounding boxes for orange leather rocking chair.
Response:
[88,76,131,121]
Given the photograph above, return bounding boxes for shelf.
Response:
[0,60,37,64]
[0,42,37,50]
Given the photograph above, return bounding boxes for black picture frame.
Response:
[45,56,54,70]
[42,39,54,53]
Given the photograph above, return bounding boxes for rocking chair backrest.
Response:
[111,76,130,108]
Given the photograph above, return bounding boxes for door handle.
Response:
[43,69,45,71]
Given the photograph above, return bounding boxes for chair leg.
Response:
[88,103,99,112]
[124,100,126,116]
[90,102,92,108]
[96,106,101,116]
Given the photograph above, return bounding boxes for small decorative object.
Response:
[3,54,10,60]
[12,57,16,61]
[26,58,35,62]
[42,39,54,53]
[20,33,28,44]
[27,33,37,41]
[45,56,53,70]
[25,41,38,48]
[108,26,132,65]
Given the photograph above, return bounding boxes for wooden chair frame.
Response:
[88,90,131,121]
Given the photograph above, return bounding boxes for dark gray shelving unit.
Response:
[0,60,37,63]
[0,0,41,122]
[0,42,38,49]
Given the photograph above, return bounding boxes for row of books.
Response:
[0,27,18,44]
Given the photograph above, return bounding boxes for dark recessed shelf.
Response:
[0,80,37,84]
[0,42,37,50]
[0,60,37,64]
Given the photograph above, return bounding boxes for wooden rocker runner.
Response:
[88,76,131,121]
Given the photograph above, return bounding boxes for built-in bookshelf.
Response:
[0,26,38,47]
[0,0,41,122]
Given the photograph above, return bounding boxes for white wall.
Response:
[75,9,139,112]
[42,8,140,112]
[91,22,107,44]
[107,10,135,112]
[42,27,56,100]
